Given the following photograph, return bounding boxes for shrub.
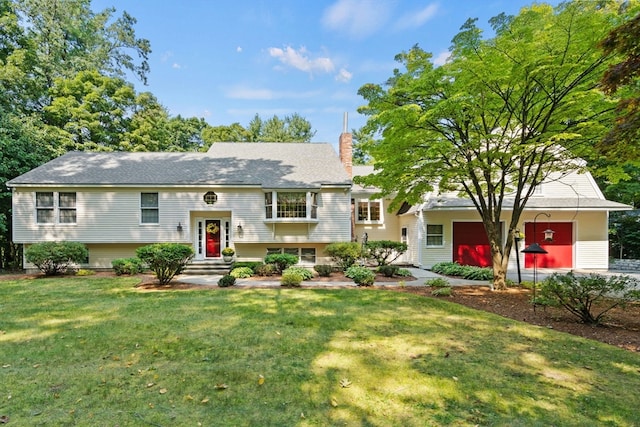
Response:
[112,257,146,275]
[425,277,450,288]
[396,268,413,277]
[281,270,303,287]
[314,264,333,277]
[218,274,236,287]
[230,267,253,278]
[25,241,88,276]
[255,263,276,276]
[539,272,640,324]
[284,266,314,281]
[233,261,263,272]
[264,253,298,273]
[345,266,376,286]
[135,243,194,285]
[432,287,453,297]
[363,240,408,266]
[431,262,493,281]
[431,262,466,276]
[460,266,493,281]
[378,265,399,277]
[324,242,363,271]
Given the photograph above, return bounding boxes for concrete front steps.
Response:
[182,260,232,275]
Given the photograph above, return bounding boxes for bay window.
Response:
[265,191,318,221]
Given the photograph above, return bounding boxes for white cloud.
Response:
[172,63,182,69]
[236,46,243,53]
[268,46,335,75]
[432,50,450,66]
[335,68,352,83]
[322,0,390,39]
[394,3,439,30]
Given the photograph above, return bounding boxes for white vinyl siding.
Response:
[11,187,351,245]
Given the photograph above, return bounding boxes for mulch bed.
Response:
[398,285,640,353]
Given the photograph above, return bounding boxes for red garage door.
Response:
[524,222,572,268]
[453,222,494,267]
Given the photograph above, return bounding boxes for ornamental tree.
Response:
[599,11,640,161]
[356,1,638,290]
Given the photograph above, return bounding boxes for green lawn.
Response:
[1,276,639,426]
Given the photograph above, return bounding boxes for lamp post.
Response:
[521,213,554,311]
[513,230,522,285]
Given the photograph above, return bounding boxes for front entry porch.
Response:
[192,215,233,262]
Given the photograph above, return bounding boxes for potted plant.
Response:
[221,247,235,262]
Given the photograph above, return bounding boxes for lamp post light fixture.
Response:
[176,222,183,233]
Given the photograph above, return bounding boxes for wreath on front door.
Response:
[206,223,219,235]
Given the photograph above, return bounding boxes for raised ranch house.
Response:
[8,131,631,273]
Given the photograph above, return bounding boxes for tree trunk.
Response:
[485,221,518,291]
[491,251,509,291]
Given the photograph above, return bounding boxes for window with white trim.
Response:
[356,199,382,222]
[265,191,318,220]
[36,192,76,224]
[141,192,159,224]
[36,192,54,223]
[426,224,444,246]
[59,192,77,223]
[266,247,316,264]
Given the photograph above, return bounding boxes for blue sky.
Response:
[92,0,558,148]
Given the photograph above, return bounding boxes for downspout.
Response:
[415,205,425,268]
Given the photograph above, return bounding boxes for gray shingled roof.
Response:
[7,143,352,189]
[424,197,631,211]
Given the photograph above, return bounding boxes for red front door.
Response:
[453,222,493,267]
[524,222,572,268]
[205,220,221,258]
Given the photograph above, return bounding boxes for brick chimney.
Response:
[339,112,352,177]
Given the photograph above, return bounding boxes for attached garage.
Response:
[453,222,494,267]
[524,222,573,268]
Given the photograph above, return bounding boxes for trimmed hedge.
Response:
[24,241,88,276]
[324,242,362,271]
[136,243,194,285]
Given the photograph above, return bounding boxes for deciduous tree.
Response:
[599,11,640,161]
[356,1,635,290]
[246,113,316,142]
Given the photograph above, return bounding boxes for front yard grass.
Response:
[1,276,640,426]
